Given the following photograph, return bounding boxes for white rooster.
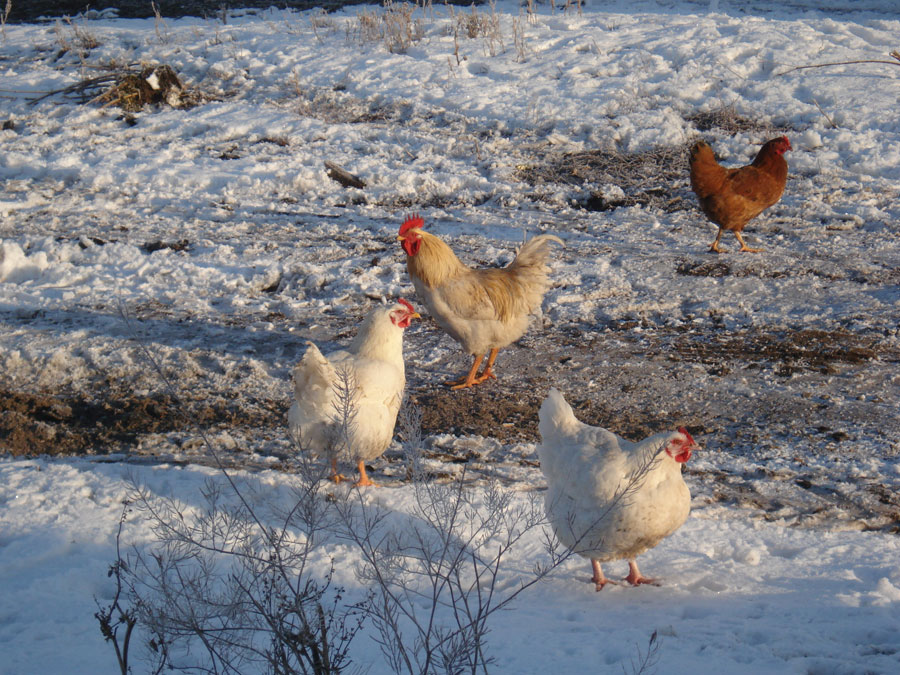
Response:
[288,299,419,487]
[537,388,699,591]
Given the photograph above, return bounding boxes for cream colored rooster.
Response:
[397,214,563,390]
[537,388,699,591]
[288,299,419,487]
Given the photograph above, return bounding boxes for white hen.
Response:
[288,299,419,487]
[537,388,698,591]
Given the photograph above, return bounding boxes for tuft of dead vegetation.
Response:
[352,0,425,54]
[685,104,788,135]
[28,63,211,111]
[53,14,101,58]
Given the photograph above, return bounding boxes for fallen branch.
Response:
[324,161,366,189]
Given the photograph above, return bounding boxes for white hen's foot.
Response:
[591,559,619,591]
[624,559,660,587]
[354,461,377,488]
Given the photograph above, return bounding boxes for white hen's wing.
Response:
[334,353,405,462]
[537,388,629,505]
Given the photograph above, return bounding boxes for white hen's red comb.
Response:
[398,298,415,314]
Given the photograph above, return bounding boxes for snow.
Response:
[0,1,899,673]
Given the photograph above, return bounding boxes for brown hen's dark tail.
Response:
[688,140,725,199]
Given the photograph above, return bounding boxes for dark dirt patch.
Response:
[516,144,692,212]
[0,389,282,456]
[659,328,891,371]
[408,378,677,446]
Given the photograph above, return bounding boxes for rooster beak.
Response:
[397,234,405,241]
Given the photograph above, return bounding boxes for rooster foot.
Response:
[447,376,479,390]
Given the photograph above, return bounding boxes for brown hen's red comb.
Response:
[398,298,415,314]
[399,213,424,236]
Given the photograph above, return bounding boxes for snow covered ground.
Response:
[0,1,898,673]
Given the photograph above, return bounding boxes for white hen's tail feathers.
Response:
[538,387,580,438]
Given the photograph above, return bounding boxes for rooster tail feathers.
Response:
[511,234,564,270]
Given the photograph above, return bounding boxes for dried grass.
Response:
[685,104,788,135]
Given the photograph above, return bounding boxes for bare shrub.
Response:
[333,400,549,673]
[352,1,425,55]
[120,462,363,675]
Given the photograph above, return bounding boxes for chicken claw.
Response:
[353,461,377,488]
[624,560,660,587]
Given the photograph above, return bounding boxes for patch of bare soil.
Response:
[0,388,282,456]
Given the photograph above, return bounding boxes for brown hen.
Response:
[689,136,791,253]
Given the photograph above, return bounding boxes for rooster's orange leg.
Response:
[624,559,659,587]
[353,460,377,488]
[447,353,485,390]
[734,231,762,253]
[708,228,726,253]
[474,348,500,384]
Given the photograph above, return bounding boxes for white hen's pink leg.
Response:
[625,559,659,587]
[591,559,610,591]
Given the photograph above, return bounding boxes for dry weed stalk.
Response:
[776,50,900,76]
[1,0,11,42]
[151,1,170,44]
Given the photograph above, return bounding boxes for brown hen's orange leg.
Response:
[624,559,659,587]
[734,231,762,253]
[708,228,726,253]
[447,353,485,390]
[329,457,348,484]
[354,460,376,488]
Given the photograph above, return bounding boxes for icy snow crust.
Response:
[0,1,898,673]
